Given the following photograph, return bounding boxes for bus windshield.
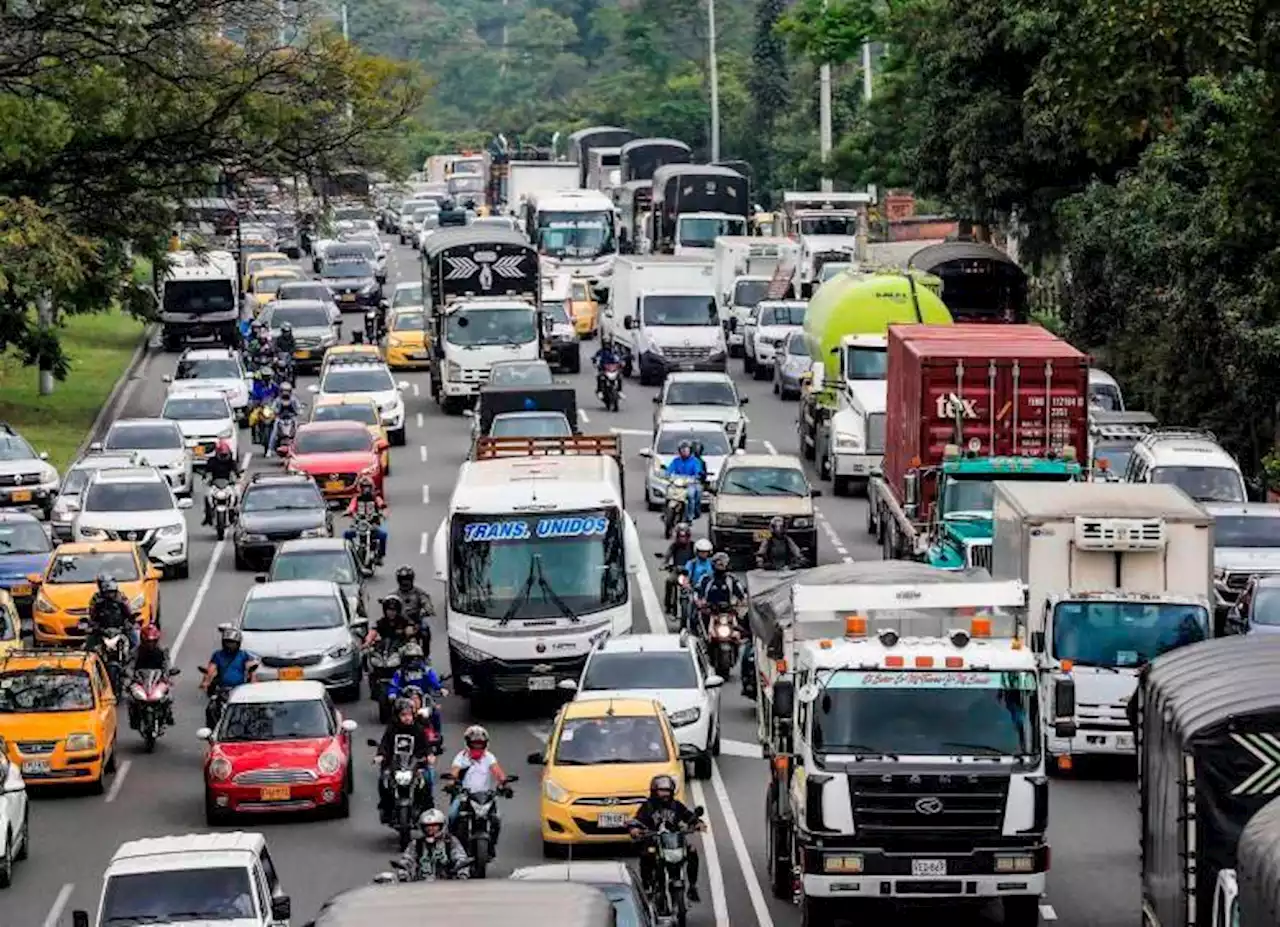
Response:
[537,211,616,259]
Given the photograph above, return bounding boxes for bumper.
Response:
[1,582,34,616]
[0,481,57,511]
[10,744,107,786]
[207,775,347,814]
[753,343,779,366]
[728,332,744,347]
[188,438,236,467]
[255,654,361,690]
[541,798,645,846]
[545,342,579,368]
[386,346,432,369]
[671,715,712,754]
[802,870,1047,901]
[379,408,405,432]
[637,351,728,379]
[777,368,805,391]
[442,380,480,398]
[147,535,189,566]
[1049,727,1134,757]
[450,644,588,697]
[333,292,379,312]
[712,525,818,561]
[234,533,313,563]
[834,453,881,480]
[572,314,597,335]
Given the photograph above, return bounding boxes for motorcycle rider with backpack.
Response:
[87,575,138,649]
[387,642,445,736]
[394,565,435,653]
[630,774,705,902]
[694,552,746,638]
[398,809,469,881]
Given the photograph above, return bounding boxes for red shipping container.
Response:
[882,324,1089,511]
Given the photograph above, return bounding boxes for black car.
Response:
[233,473,332,570]
[320,258,381,311]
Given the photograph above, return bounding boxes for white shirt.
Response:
[452,749,499,793]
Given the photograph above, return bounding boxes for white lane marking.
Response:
[719,738,764,759]
[525,725,549,745]
[690,780,730,927]
[419,532,428,555]
[422,485,430,505]
[710,761,776,927]
[610,427,652,437]
[815,509,855,564]
[106,759,133,802]
[1041,904,1058,921]
[419,445,427,463]
[416,412,424,428]
[578,409,590,424]
[762,439,777,454]
[411,382,420,397]
[44,883,74,927]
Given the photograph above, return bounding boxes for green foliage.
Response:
[776,0,881,66]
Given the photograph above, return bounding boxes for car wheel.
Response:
[542,841,567,859]
[233,548,248,571]
[15,807,28,861]
[390,426,406,447]
[0,827,12,889]
[173,561,190,580]
[691,751,712,780]
[205,788,228,826]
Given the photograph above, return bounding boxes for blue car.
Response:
[0,511,54,618]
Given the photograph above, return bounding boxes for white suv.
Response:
[1123,428,1247,503]
[164,348,250,422]
[49,451,143,541]
[0,740,29,888]
[309,362,408,446]
[162,388,239,466]
[74,468,192,578]
[562,633,723,780]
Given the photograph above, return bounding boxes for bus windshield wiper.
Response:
[499,556,541,626]
[535,562,580,623]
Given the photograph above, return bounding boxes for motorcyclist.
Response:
[447,726,511,846]
[375,698,435,822]
[591,342,622,399]
[661,523,696,616]
[245,321,273,362]
[387,642,445,736]
[275,321,298,358]
[248,366,278,409]
[695,552,746,636]
[755,517,805,570]
[664,441,706,519]
[129,624,174,727]
[267,383,302,457]
[201,440,241,526]
[398,808,469,881]
[344,475,388,563]
[395,565,435,653]
[630,774,704,902]
[199,626,258,693]
[682,539,715,591]
[368,593,411,646]
[87,575,138,649]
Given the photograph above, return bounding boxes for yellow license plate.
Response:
[278,667,305,680]
[10,490,31,503]
[9,584,30,597]
[260,785,291,801]
[193,445,208,457]
[324,480,345,492]
[294,350,311,359]
[340,294,356,302]
[753,529,771,541]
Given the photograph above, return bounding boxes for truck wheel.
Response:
[1002,896,1041,927]
[765,790,792,899]
[441,397,463,416]
[800,896,833,927]
[744,352,756,375]
[162,331,182,353]
[833,475,851,496]
[865,497,877,535]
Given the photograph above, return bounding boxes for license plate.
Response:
[341,294,356,302]
[9,584,30,597]
[279,667,305,680]
[260,785,291,801]
[679,363,696,371]
[294,350,311,359]
[911,859,946,877]
[1116,734,1134,750]
[192,445,208,457]
[753,529,771,541]
[324,480,345,492]
[528,676,556,691]
[10,490,32,503]
[21,759,50,775]
[597,812,627,828]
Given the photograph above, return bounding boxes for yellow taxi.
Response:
[29,542,161,647]
[320,343,383,379]
[245,266,303,315]
[309,395,392,474]
[567,278,599,338]
[0,591,18,658]
[530,698,693,855]
[0,648,120,791]
[241,251,292,291]
[382,308,430,370]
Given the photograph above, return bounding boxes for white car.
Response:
[389,281,424,312]
[309,361,408,446]
[164,348,249,421]
[161,389,239,466]
[743,300,806,380]
[653,372,749,449]
[0,742,30,887]
[562,634,723,780]
[94,418,193,497]
[640,421,735,510]
[74,467,193,578]
[49,451,144,541]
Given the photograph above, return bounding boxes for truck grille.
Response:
[105,528,158,553]
[848,773,1009,850]
[1222,570,1280,595]
[1077,701,1130,731]
[866,413,886,454]
[965,541,992,572]
[664,346,713,362]
[812,251,851,272]
[233,768,318,786]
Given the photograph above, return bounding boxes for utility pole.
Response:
[36,294,54,396]
[340,1,348,40]
[708,0,720,162]
[818,0,832,192]
[862,41,873,101]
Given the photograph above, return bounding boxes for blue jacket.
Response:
[684,556,714,589]
[249,380,278,404]
[592,347,620,368]
[666,455,705,479]
[209,649,256,687]
[388,666,443,700]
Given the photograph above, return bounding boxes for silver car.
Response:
[261,299,341,370]
[773,331,812,400]
[94,418,192,497]
[0,425,60,519]
[237,579,366,701]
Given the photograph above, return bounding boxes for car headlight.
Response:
[360,282,378,295]
[219,426,235,439]
[79,527,108,540]
[301,526,329,538]
[159,523,184,537]
[834,432,862,452]
[328,642,353,659]
[451,639,491,664]
[240,532,268,543]
[544,778,570,803]
[34,592,56,614]
[317,748,343,776]
[1214,567,1226,581]
[717,513,739,527]
[792,517,813,529]
[319,331,337,346]
[65,732,97,752]
[446,360,462,379]
[209,756,233,781]
[724,421,739,433]
[41,465,58,483]
[668,707,701,728]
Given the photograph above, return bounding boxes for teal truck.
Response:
[866,323,1089,569]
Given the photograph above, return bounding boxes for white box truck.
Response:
[712,236,798,354]
[991,480,1214,762]
[505,162,581,215]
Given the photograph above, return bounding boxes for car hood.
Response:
[715,493,812,516]
[78,510,183,530]
[215,736,333,767]
[240,626,351,658]
[171,377,247,398]
[273,325,332,340]
[1072,666,1137,704]
[172,419,230,440]
[802,236,859,252]
[575,689,704,715]
[546,759,681,801]
[0,552,51,583]
[41,578,146,609]
[0,709,100,742]
[660,406,741,426]
[387,330,426,346]
[1214,548,1280,572]
[289,452,378,473]
[323,277,376,290]
[756,324,802,340]
[327,389,400,414]
[654,453,727,482]
[0,459,49,476]
[237,509,327,533]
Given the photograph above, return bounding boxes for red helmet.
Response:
[141,624,162,643]
[215,440,232,457]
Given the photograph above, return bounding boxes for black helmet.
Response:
[649,774,676,799]
[395,565,415,586]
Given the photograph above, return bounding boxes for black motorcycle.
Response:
[599,361,622,412]
[440,773,518,879]
[371,734,433,851]
[365,638,402,723]
[376,854,470,884]
[636,809,704,927]
[273,351,296,386]
[351,513,379,575]
[208,478,237,540]
[365,308,382,342]
[205,685,232,729]
[80,617,134,697]
[707,607,741,679]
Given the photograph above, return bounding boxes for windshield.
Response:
[314,404,378,426]
[0,671,94,713]
[545,303,571,324]
[582,652,698,690]
[490,415,571,438]
[819,262,852,282]
[536,212,616,259]
[293,428,372,455]
[175,358,239,380]
[242,595,344,632]
[721,466,808,497]
[445,307,537,347]
[277,283,333,303]
[334,206,373,221]
[270,550,356,584]
[323,261,375,279]
[942,472,1073,516]
[0,520,51,555]
[49,551,138,584]
[490,362,552,386]
[846,346,887,380]
[331,243,376,260]
[813,670,1038,758]
[253,274,297,295]
[1250,587,1280,626]
[665,381,736,406]
[85,481,173,512]
[219,699,335,743]
[1152,466,1245,502]
[322,368,395,394]
[1090,383,1124,412]
[1213,515,1280,547]
[392,285,424,308]
[163,397,230,421]
[450,509,627,620]
[101,867,256,924]
[798,216,857,236]
[450,176,484,194]
[270,305,331,328]
[1093,442,1135,476]
[1053,601,1209,667]
[106,424,180,450]
[656,430,730,456]
[241,485,323,512]
[785,333,810,358]
[758,304,806,326]
[554,715,670,765]
[678,216,746,248]
[0,435,35,462]
[641,294,719,327]
[733,279,770,308]
[391,312,425,331]
[163,279,235,314]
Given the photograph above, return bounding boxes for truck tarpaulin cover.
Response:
[1238,794,1280,927]
[746,561,992,660]
[1140,636,1280,927]
[423,229,538,305]
[476,385,578,436]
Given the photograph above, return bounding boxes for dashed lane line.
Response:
[691,779,731,927]
[815,509,854,564]
[416,412,424,428]
[709,762,777,927]
[762,439,777,454]
[419,531,429,555]
[419,445,427,463]
[422,485,430,505]
[105,759,133,803]
[43,883,74,927]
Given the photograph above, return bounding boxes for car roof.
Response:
[274,538,352,555]
[297,420,370,434]
[561,697,663,719]
[723,453,803,468]
[509,861,636,886]
[269,299,327,311]
[314,395,377,406]
[1202,503,1280,518]
[246,579,341,599]
[665,372,734,384]
[52,540,137,556]
[164,388,231,403]
[110,831,268,866]
[89,467,167,484]
[245,473,319,489]
[393,282,421,291]
[657,420,733,435]
[227,680,329,704]
[595,634,693,655]
[246,252,289,261]
[179,348,238,361]
[110,418,180,431]
[0,510,43,526]
[323,362,391,375]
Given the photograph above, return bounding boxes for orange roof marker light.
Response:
[970,616,992,638]
[845,615,867,637]
[1060,659,1075,672]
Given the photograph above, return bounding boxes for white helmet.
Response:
[464,724,489,746]
[418,808,446,837]
[694,539,713,554]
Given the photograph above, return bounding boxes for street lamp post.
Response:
[708,0,720,162]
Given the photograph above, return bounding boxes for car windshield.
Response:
[49,551,139,584]
[323,260,374,279]
[1052,601,1209,667]
[554,715,670,765]
[277,283,333,303]
[322,368,395,394]
[490,362,553,386]
[163,397,230,421]
[1090,383,1124,412]
[314,404,378,426]
[0,520,52,555]
[544,303,571,324]
[219,699,335,742]
[641,295,718,327]
[812,669,1038,758]
[665,381,736,406]
[333,242,376,259]
[392,311,425,331]
[254,274,297,294]
[271,305,331,328]
[85,481,173,512]
[163,279,236,314]
[1093,442,1135,476]
[392,284,424,308]
[655,430,730,456]
[942,472,1073,516]
[1250,587,1280,626]
[175,357,240,379]
[490,415,572,438]
[536,212,616,259]
[1213,515,1280,547]
[270,550,357,584]
[100,867,258,925]
[241,485,323,512]
[106,424,180,450]
[293,428,372,454]
[0,434,37,461]
[733,279,770,308]
[242,595,344,632]
[582,652,698,690]
[819,262,852,282]
[785,333,810,357]
[1152,466,1245,502]
[0,671,94,713]
[720,466,808,497]
[757,304,806,326]
[798,216,857,236]
[446,307,538,347]
[846,346,887,380]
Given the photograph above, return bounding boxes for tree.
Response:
[747,0,790,201]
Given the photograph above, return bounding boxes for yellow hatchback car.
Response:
[246,266,303,315]
[530,698,693,856]
[0,648,120,791]
[320,343,383,379]
[242,251,292,291]
[309,396,392,474]
[568,279,599,338]
[29,542,161,646]
[383,308,430,370]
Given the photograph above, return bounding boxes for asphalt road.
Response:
[7,236,1138,927]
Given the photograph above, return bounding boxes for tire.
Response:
[14,808,27,861]
[205,789,227,826]
[743,353,756,375]
[397,825,412,852]
[338,678,361,703]
[0,828,12,889]
[215,521,226,541]
[1003,896,1041,927]
[567,350,581,374]
[173,561,190,580]
[691,751,712,780]
[766,789,792,900]
[833,475,851,497]
[233,548,248,571]
[673,891,687,927]
[800,896,832,927]
[772,379,780,396]
[441,397,463,416]
[472,837,489,879]
[753,363,769,381]
[390,426,406,447]
[334,790,351,819]
[542,840,567,859]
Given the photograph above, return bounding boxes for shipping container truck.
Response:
[867,325,1088,570]
[1138,636,1280,927]
[991,481,1213,764]
[1213,794,1280,927]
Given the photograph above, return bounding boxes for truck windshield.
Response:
[446,307,537,347]
[845,346,887,380]
[679,216,747,248]
[1052,601,1209,667]
[537,212,615,259]
[942,472,1074,516]
[813,669,1038,758]
[758,304,806,326]
[733,279,770,308]
[100,866,256,923]
[641,295,718,327]
[163,279,235,314]
[1214,515,1280,547]
[449,509,628,620]
[1151,466,1245,503]
[799,216,858,236]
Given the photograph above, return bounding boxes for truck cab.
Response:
[778,191,871,296]
[812,334,887,496]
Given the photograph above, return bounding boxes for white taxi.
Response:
[307,361,408,446]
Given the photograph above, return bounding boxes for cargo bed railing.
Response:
[473,435,621,460]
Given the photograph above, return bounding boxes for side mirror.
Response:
[341,718,359,733]
[904,470,920,508]
[376,439,390,451]
[196,727,213,741]
[25,572,41,585]
[254,574,268,584]
[73,912,90,927]
[1053,676,1077,739]
[146,566,163,581]
[168,667,182,677]
[739,397,749,405]
[397,381,410,391]
[773,679,795,719]
[557,678,579,691]
[351,618,369,635]
[704,674,724,689]
[271,897,292,921]
[652,396,661,404]
[366,738,379,748]
[307,384,319,393]
[638,448,653,459]
[527,751,545,765]
[810,488,822,497]
[623,316,635,330]
[177,498,194,510]
[162,374,173,383]
[89,442,103,452]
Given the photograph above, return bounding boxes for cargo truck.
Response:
[1213,794,1280,927]
[1137,636,1280,927]
[797,273,951,494]
[749,562,1066,927]
[867,324,1089,570]
[505,162,580,214]
[778,191,872,296]
[650,165,749,255]
[991,481,1213,764]
[712,236,799,354]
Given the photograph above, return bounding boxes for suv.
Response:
[161,388,239,466]
[1124,428,1247,503]
[164,348,249,423]
[1205,503,1280,625]
[709,453,819,567]
[95,418,193,498]
[74,467,192,578]
[75,832,291,927]
[653,372,749,450]
[49,451,143,541]
[312,362,408,446]
[234,473,330,571]
[0,423,59,519]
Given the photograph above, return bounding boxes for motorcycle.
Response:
[365,638,402,723]
[352,513,379,575]
[375,855,470,884]
[707,608,741,679]
[636,808,705,927]
[208,478,236,540]
[364,308,381,342]
[273,351,295,386]
[370,733,434,851]
[272,412,298,457]
[205,685,232,729]
[440,773,518,879]
[80,619,133,696]
[663,478,691,539]
[254,405,276,453]
[129,667,180,751]
[599,362,622,412]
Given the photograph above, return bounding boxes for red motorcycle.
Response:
[129,668,180,752]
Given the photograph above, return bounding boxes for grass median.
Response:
[0,310,147,472]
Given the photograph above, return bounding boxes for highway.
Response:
[7,234,1138,927]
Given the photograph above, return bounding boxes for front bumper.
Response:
[386,344,432,369]
[0,480,57,512]
[450,644,588,697]
[379,405,405,432]
[9,739,107,786]
[32,609,92,645]
[0,581,35,616]
[541,797,645,846]
[637,351,727,379]
[802,869,1047,901]
[255,652,361,690]
[777,367,806,391]
[1049,726,1134,757]
[234,527,328,563]
[187,437,236,468]
[834,452,881,480]
[442,379,480,398]
[291,346,334,371]
[147,534,189,566]
[207,773,347,815]
[332,290,380,312]
[753,342,780,366]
